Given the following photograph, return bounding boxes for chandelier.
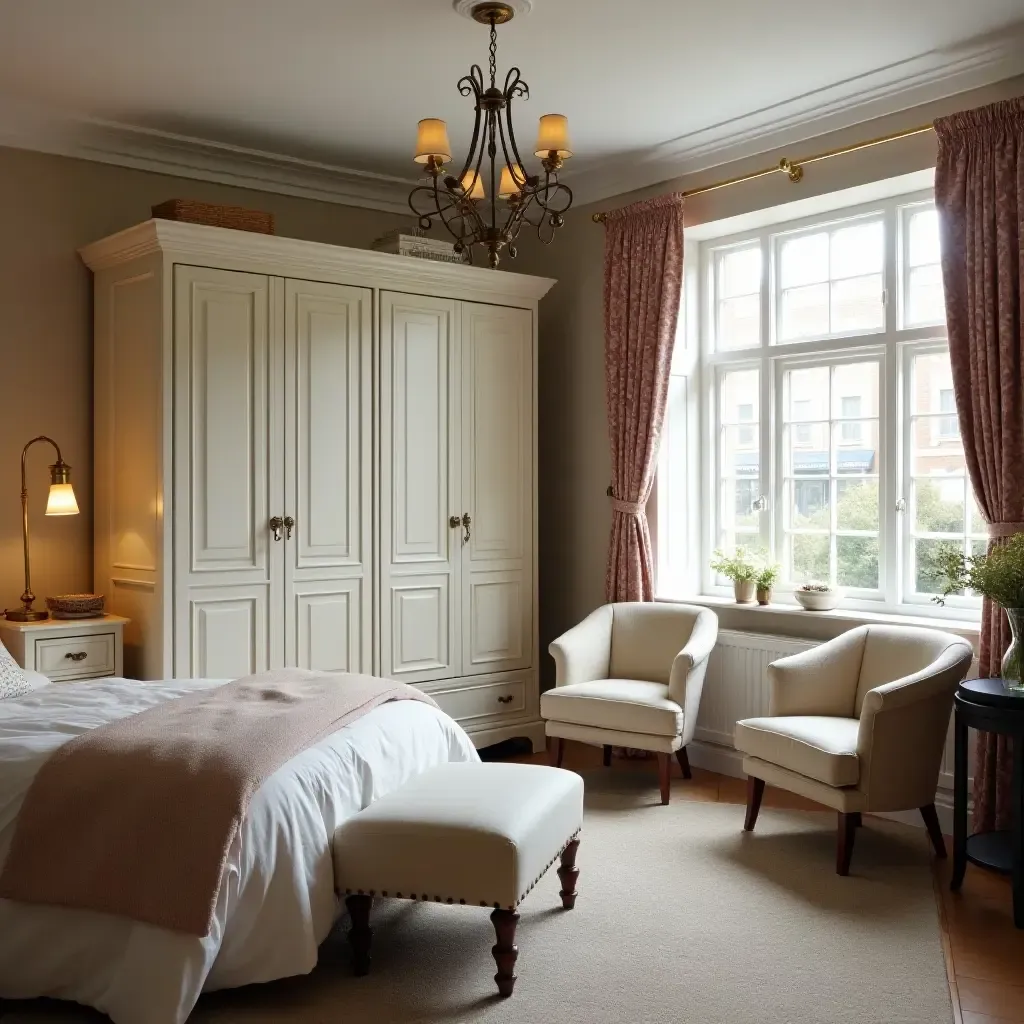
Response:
[409,1,573,268]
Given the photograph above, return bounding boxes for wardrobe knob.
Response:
[269,516,284,542]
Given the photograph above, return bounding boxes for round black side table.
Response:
[951,678,1024,928]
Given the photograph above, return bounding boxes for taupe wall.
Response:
[518,75,1024,678]
[0,146,406,613]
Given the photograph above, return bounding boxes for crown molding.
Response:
[78,218,556,304]
[1,24,1022,218]
[0,97,416,214]
[568,27,1024,207]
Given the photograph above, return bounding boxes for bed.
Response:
[0,675,479,1024]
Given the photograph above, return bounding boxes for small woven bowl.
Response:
[46,594,105,619]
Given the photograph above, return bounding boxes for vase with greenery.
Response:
[930,534,1024,692]
[755,565,780,606]
[710,547,761,604]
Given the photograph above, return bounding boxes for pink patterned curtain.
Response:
[602,194,685,602]
[934,97,1024,832]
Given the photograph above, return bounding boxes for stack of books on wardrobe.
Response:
[371,228,466,264]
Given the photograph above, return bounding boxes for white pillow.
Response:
[0,642,32,699]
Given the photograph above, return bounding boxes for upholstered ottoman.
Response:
[333,762,584,997]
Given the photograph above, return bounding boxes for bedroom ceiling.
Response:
[0,0,1022,211]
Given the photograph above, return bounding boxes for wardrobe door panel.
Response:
[460,303,533,675]
[173,267,284,677]
[379,293,460,683]
[283,279,372,673]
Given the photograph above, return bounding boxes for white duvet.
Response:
[0,676,479,1024]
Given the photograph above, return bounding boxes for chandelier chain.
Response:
[488,19,498,88]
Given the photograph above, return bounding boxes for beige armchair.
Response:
[541,602,718,804]
[734,624,974,874]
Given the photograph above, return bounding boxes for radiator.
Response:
[694,629,971,800]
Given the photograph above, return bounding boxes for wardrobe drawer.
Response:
[36,633,116,679]
[431,679,527,723]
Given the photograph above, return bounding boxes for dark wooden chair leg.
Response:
[490,908,520,998]
[557,838,581,909]
[920,803,947,859]
[850,811,862,828]
[657,752,671,805]
[547,735,564,768]
[603,744,612,767]
[346,894,373,976]
[837,812,857,876]
[675,746,692,780]
[743,776,765,831]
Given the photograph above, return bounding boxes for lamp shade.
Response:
[461,169,485,200]
[414,119,452,165]
[45,482,79,516]
[534,114,572,159]
[498,164,524,198]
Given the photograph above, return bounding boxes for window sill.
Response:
[656,592,980,645]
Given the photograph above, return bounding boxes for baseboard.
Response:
[686,740,955,836]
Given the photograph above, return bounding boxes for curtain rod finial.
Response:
[592,212,606,223]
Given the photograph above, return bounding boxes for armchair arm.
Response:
[768,628,866,718]
[548,604,614,687]
[668,608,718,744]
[856,640,974,811]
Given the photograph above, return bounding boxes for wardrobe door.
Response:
[379,292,460,683]
[283,279,372,673]
[459,302,533,675]
[173,267,284,678]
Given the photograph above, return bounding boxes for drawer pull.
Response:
[496,695,514,704]
[64,651,88,662]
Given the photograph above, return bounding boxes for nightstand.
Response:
[0,615,128,681]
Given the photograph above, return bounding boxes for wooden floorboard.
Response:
[510,740,1023,1023]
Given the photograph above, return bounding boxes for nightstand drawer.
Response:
[36,633,116,678]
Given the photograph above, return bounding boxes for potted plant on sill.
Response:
[929,534,1024,692]
[793,581,842,611]
[756,565,780,606]
[710,547,761,604]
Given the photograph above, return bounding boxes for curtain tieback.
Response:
[610,497,644,516]
[988,521,1024,538]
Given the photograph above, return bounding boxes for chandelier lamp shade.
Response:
[409,1,573,268]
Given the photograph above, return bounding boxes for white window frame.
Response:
[661,188,980,621]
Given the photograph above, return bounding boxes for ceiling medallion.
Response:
[409,1,572,268]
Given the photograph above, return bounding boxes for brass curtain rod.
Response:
[591,123,934,223]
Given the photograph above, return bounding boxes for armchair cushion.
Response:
[734,716,860,787]
[540,680,683,738]
[608,603,710,687]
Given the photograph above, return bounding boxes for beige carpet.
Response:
[7,771,952,1024]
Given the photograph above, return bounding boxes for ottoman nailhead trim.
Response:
[337,828,584,910]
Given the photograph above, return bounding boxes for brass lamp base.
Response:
[5,608,48,622]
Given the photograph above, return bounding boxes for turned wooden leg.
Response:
[837,812,857,876]
[920,803,947,859]
[675,745,692,780]
[490,908,520,998]
[557,838,581,909]
[743,776,765,831]
[346,894,373,976]
[547,735,564,768]
[603,744,612,767]
[658,752,671,805]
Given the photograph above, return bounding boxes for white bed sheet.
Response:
[0,677,479,1024]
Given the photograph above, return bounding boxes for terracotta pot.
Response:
[756,586,772,606]
[734,580,756,604]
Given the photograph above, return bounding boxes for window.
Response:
[938,388,958,439]
[659,189,987,617]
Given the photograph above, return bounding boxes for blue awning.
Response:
[732,449,875,476]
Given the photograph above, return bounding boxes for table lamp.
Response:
[6,436,79,621]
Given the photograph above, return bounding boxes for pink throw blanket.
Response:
[0,669,438,936]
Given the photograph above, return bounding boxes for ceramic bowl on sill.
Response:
[793,587,842,612]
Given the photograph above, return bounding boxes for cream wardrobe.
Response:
[81,219,552,751]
